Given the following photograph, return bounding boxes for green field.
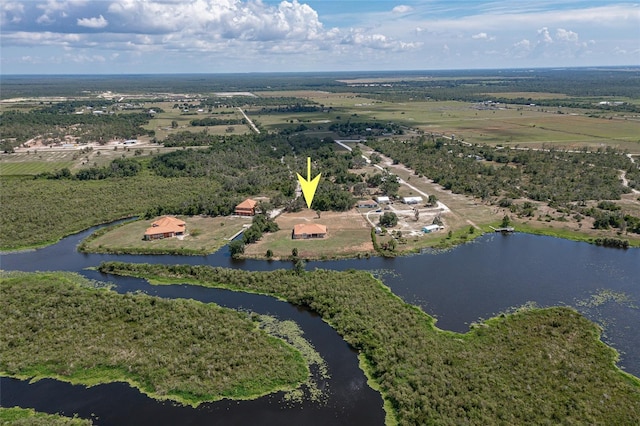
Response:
[247,95,640,152]
[0,159,75,176]
[142,102,250,139]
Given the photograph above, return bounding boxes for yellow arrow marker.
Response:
[297,157,321,209]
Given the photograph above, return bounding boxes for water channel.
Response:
[1,226,639,425]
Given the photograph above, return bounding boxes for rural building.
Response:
[422,224,443,233]
[358,199,378,208]
[402,196,423,205]
[235,198,258,216]
[376,196,390,204]
[144,216,186,240]
[292,223,327,239]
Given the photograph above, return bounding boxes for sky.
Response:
[1,0,639,74]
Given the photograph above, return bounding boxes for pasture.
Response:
[142,102,249,140]
[0,151,77,175]
[246,92,640,152]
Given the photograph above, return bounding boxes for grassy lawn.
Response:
[0,159,76,176]
[81,215,252,255]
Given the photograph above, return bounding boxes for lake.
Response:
[1,228,639,425]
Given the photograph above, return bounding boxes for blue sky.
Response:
[1,1,638,74]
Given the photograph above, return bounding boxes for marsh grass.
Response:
[0,407,93,425]
[0,271,308,406]
[99,263,640,425]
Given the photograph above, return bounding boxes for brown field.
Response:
[244,209,374,260]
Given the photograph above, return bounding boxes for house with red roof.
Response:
[235,198,258,216]
[144,216,186,240]
[292,223,327,239]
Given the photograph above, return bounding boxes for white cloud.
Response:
[392,5,413,14]
[1,2,24,24]
[77,14,108,29]
[471,32,495,41]
[341,29,419,51]
[63,53,106,63]
[2,1,639,73]
[556,28,578,42]
[537,27,553,43]
[36,14,54,24]
[106,0,325,41]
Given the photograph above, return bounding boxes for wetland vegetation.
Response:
[0,271,309,406]
[0,407,93,426]
[97,262,640,425]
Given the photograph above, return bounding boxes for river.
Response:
[1,227,639,425]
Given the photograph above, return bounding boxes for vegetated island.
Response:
[98,262,640,425]
[0,271,310,407]
[0,406,93,426]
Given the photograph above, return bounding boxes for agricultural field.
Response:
[0,153,76,176]
[246,94,640,152]
[141,101,249,140]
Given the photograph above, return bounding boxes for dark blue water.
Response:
[1,227,639,425]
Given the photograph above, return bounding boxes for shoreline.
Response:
[3,219,638,258]
[97,263,640,424]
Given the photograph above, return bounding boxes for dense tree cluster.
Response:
[329,121,402,136]
[199,97,316,109]
[257,104,323,114]
[190,117,244,126]
[0,108,152,150]
[367,138,635,203]
[159,130,222,147]
[35,158,142,181]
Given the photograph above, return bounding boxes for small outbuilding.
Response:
[358,199,378,208]
[402,196,423,205]
[375,196,390,204]
[235,198,258,216]
[144,216,186,240]
[292,223,327,239]
[422,224,443,233]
